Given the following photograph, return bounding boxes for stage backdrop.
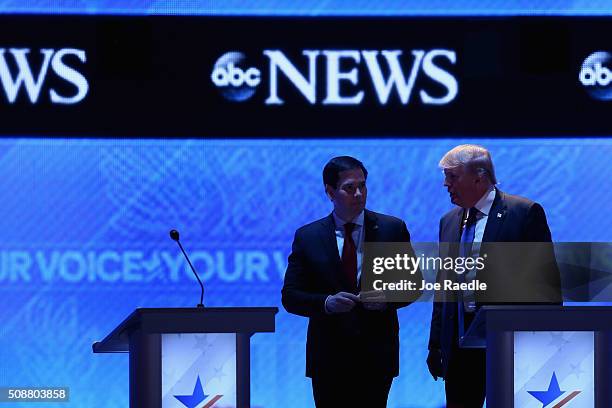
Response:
[2,1,612,408]
[0,137,610,408]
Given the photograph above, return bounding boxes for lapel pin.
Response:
[497,212,502,218]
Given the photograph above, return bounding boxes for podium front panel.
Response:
[161,333,237,408]
[514,331,594,407]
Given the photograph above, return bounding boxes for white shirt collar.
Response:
[332,210,364,230]
[472,186,496,217]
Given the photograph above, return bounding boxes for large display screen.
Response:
[1,2,611,408]
[0,16,611,137]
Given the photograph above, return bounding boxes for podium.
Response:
[93,307,278,408]
[460,306,612,407]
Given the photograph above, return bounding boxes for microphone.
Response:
[169,229,204,308]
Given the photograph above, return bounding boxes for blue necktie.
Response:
[458,208,478,339]
[460,208,478,258]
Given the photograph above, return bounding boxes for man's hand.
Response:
[325,292,360,313]
[426,349,444,381]
[359,290,387,311]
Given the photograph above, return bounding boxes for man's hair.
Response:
[323,156,368,188]
[439,144,497,184]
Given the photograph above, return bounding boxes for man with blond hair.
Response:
[426,144,561,407]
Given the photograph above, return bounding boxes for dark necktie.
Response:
[342,222,358,292]
[458,208,478,339]
[460,208,478,258]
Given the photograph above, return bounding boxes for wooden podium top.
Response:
[93,307,278,353]
[460,305,612,348]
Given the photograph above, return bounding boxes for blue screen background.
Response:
[0,1,611,407]
[0,138,610,407]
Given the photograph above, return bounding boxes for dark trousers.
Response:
[444,345,486,408]
[312,374,393,408]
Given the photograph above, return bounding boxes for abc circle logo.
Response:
[579,51,612,100]
[211,51,260,102]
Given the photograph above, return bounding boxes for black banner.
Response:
[0,16,611,137]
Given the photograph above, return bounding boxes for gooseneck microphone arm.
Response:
[169,229,204,308]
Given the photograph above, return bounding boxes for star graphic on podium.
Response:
[528,372,564,407]
[569,362,585,379]
[527,372,581,407]
[211,366,227,382]
[194,334,214,352]
[174,375,208,408]
[548,332,570,349]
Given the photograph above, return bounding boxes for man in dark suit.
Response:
[426,145,561,407]
[282,156,421,407]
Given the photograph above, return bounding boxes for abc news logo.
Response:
[214,65,260,87]
[0,48,88,105]
[579,51,612,101]
[211,49,458,105]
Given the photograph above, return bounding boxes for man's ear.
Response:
[324,184,334,201]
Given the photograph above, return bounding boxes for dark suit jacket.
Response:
[282,209,421,379]
[428,189,562,375]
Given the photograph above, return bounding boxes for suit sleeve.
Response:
[523,203,563,304]
[281,230,329,318]
[523,202,552,242]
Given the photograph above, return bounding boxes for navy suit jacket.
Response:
[282,209,421,378]
[428,189,562,375]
